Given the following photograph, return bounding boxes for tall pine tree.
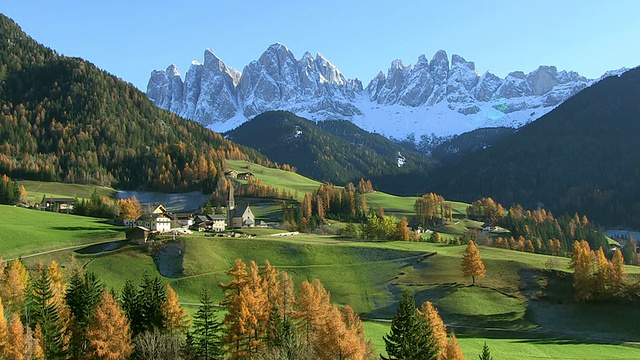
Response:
[191,288,223,360]
[383,290,438,360]
[28,266,67,359]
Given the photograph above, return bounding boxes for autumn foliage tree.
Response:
[161,283,190,335]
[418,301,447,359]
[0,296,7,356]
[117,196,142,224]
[85,291,134,360]
[219,259,370,360]
[414,193,452,227]
[571,241,628,301]
[445,331,465,360]
[461,240,486,285]
[1,259,29,315]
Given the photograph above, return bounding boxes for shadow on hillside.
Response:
[51,225,122,233]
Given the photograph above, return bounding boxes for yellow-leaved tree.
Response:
[117,196,142,224]
[461,240,486,285]
[418,301,447,358]
[161,283,190,335]
[1,260,30,315]
[85,291,134,360]
[0,297,7,356]
[611,248,626,295]
[445,331,465,360]
[570,240,593,301]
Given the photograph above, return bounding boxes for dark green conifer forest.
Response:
[0,15,266,192]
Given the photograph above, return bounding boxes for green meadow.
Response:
[0,205,124,259]
[18,179,116,205]
[4,165,640,359]
[226,159,323,200]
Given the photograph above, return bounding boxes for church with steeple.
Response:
[227,182,255,228]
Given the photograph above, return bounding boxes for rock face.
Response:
[147,45,605,138]
[149,44,362,126]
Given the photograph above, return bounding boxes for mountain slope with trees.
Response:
[429,68,640,228]
[225,111,436,194]
[0,14,266,192]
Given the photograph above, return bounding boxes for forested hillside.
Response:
[225,111,436,194]
[429,68,640,227]
[0,15,266,192]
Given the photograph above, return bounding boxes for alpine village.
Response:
[1,10,640,360]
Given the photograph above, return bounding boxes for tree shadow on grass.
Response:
[50,226,122,232]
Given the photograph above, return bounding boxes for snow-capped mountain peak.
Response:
[147,45,625,139]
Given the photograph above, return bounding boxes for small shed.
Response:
[126,226,150,244]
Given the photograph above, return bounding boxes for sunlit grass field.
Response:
[5,164,640,359]
[0,205,124,259]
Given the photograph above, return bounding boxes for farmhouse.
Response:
[41,197,75,213]
[211,214,227,232]
[139,205,173,233]
[237,172,254,180]
[174,213,193,228]
[224,170,238,178]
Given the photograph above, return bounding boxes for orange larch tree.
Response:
[161,283,190,335]
[611,248,626,295]
[0,297,7,355]
[1,259,29,315]
[4,314,25,360]
[570,240,594,301]
[219,258,249,359]
[245,260,269,356]
[461,240,486,285]
[445,331,465,360]
[295,278,331,352]
[85,291,134,360]
[315,304,365,360]
[418,301,447,359]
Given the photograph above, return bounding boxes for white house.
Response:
[140,205,173,233]
[211,215,227,232]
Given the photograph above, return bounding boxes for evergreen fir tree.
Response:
[192,288,223,360]
[478,341,493,360]
[65,270,104,359]
[28,267,67,359]
[135,274,167,335]
[120,279,139,332]
[383,290,438,360]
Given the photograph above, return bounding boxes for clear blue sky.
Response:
[2,0,638,91]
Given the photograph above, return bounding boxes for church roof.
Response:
[231,204,251,217]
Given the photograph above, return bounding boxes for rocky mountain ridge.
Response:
[147,43,621,139]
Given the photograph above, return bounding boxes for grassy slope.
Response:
[0,205,124,259]
[19,180,116,205]
[226,160,322,200]
[12,223,640,359]
[5,164,640,358]
[227,159,470,220]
